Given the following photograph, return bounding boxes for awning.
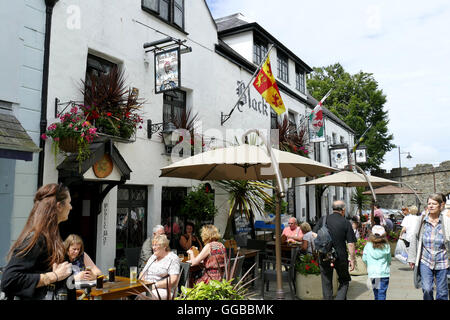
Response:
[0,112,41,161]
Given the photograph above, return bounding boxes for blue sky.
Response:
[206,0,450,171]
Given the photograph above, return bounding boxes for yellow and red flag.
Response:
[253,56,286,115]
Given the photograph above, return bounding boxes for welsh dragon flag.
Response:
[309,89,332,142]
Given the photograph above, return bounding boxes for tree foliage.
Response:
[307,63,395,171]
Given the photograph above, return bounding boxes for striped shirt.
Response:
[420,216,448,270]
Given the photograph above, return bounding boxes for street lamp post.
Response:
[398,146,412,206]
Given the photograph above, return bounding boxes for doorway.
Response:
[59,182,101,261]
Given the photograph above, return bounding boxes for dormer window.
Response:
[253,36,268,65]
[142,0,184,30]
[277,51,289,83]
[295,65,305,94]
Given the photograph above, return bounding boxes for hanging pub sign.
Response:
[355,145,368,164]
[329,144,349,169]
[155,47,180,94]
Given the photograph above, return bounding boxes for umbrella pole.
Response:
[275,190,284,300]
[352,164,377,226]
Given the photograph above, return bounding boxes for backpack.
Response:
[314,215,337,265]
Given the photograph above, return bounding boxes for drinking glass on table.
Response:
[130,266,137,284]
[108,267,116,282]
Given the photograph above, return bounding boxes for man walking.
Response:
[313,200,356,300]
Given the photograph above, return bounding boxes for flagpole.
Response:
[221,44,275,126]
[313,88,332,110]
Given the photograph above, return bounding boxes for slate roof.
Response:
[216,13,313,73]
[0,112,41,154]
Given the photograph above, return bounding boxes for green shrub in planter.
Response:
[176,279,247,300]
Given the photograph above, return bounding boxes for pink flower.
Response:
[82,121,89,127]
[54,137,60,141]
[41,133,48,140]
[68,124,73,128]
[74,127,78,131]
[70,106,78,114]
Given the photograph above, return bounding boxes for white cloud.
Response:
[206,0,450,169]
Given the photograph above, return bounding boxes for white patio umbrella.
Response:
[160,130,337,299]
[301,170,399,188]
[301,168,399,226]
[160,144,337,180]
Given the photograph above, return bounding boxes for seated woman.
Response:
[187,225,227,284]
[179,222,203,254]
[139,234,180,300]
[64,234,102,281]
[299,222,316,254]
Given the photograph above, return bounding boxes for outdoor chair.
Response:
[224,239,238,255]
[178,261,191,292]
[124,247,141,270]
[260,247,298,299]
[228,255,245,285]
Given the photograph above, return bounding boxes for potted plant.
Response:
[350,238,368,275]
[277,115,310,157]
[387,230,400,257]
[81,66,144,140]
[295,254,337,299]
[41,105,98,165]
[179,184,218,232]
[215,180,274,240]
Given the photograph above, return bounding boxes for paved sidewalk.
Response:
[248,259,423,300]
[347,259,422,300]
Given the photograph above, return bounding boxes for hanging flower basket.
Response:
[59,137,79,153]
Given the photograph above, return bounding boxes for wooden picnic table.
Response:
[76,276,150,300]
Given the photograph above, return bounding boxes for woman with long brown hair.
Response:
[1,183,73,300]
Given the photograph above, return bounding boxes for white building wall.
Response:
[42,1,356,269]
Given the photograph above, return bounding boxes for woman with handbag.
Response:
[407,193,449,300]
[0,183,73,300]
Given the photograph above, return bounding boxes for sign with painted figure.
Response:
[155,47,180,94]
[329,146,349,169]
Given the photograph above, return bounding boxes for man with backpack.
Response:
[313,200,357,300]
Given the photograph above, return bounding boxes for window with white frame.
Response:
[277,51,289,83]
[142,0,184,30]
[295,65,305,94]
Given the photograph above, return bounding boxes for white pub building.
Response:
[1,0,355,273]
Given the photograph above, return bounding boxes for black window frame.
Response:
[277,51,289,84]
[253,36,268,65]
[115,185,148,274]
[295,65,306,94]
[270,109,278,130]
[163,89,186,128]
[85,54,116,81]
[141,0,185,32]
[288,111,296,132]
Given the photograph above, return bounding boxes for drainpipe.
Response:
[38,0,59,187]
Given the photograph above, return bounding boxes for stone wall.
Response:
[372,161,450,210]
